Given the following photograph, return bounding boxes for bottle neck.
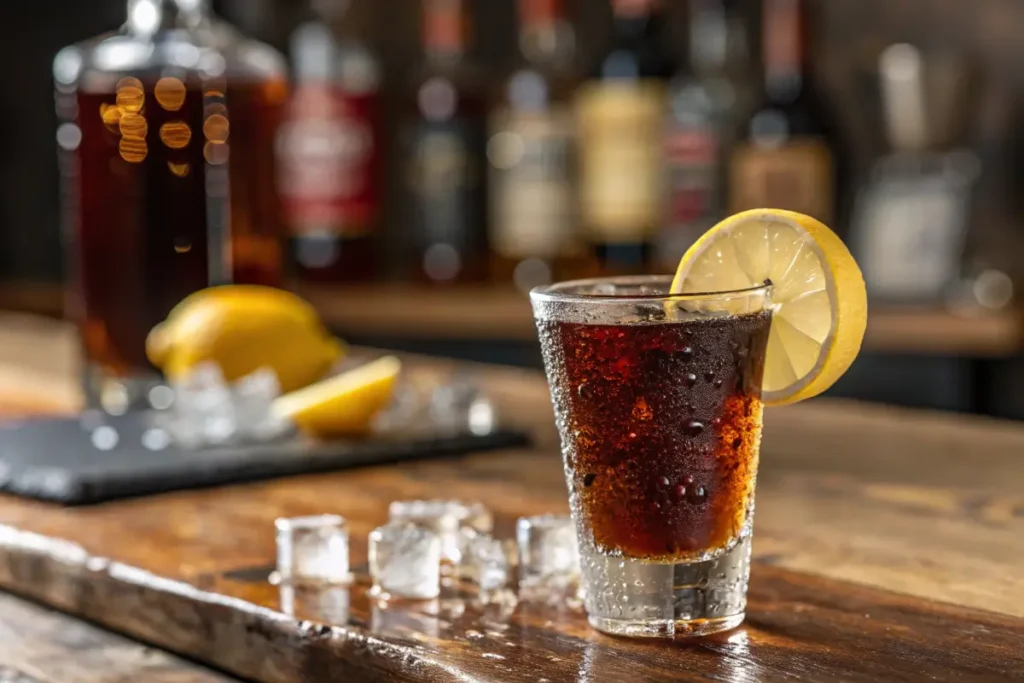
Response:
[610,0,665,44]
[423,0,469,62]
[762,0,810,100]
[126,0,210,33]
[611,0,660,20]
[518,0,572,66]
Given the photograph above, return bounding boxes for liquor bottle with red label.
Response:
[403,0,489,285]
[278,0,382,282]
[730,0,844,230]
[658,0,751,269]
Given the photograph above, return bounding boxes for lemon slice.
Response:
[671,209,867,406]
[273,356,401,438]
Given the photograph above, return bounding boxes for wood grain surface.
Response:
[0,592,237,683]
[0,316,1023,681]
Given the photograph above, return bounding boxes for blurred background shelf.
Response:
[2,280,1021,357]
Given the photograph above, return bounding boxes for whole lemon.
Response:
[147,286,344,392]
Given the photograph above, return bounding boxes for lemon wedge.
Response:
[273,356,401,438]
[672,209,867,406]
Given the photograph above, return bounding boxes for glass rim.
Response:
[529,275,772,305]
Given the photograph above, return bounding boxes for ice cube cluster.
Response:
[160,362,290,448]
[274,501,582,603]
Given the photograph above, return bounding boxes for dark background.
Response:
[3,0,1024,417]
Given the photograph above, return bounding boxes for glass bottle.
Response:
[278,0,383,283]
[658,0,750,269]
[576,0,675,275]
[488,0,581,293]
[730,0,844,228]
[54,0,288,412]
[404,0,489,285]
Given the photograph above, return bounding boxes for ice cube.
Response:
[369,521,441,600]
[430,376,484,431]
[388,500,493,562]
[275,515,351,585]
[516,514,580,591]
[171,362,237,446]
[459,530,509,592]
[234,367,287,440]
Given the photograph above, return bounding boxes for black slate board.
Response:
[0,414,529,505]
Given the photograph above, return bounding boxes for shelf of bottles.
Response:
[53,0,1016,342]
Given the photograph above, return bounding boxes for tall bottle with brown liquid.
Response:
[54,0,288,412]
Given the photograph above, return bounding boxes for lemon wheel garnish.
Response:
[272,356,401,438]
[672,209,867,406]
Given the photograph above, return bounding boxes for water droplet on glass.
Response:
[627,432,637,440]
[683,372,697,388]
[689,485,708,504]
[674,484,687,498]
[685,420,704,437]
[660,476,670,487]
[680,346,694,362]
[705,370,716,382]
[578,382,592,400]
[583,473,596,487]
[731,437,742,450]
[714,379,724,389]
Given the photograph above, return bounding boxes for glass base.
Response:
[588,613,745,639]
[580,533,752,640]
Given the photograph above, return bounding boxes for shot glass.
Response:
[531,276,772,638]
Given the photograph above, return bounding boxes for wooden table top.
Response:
[0,315,1023,682]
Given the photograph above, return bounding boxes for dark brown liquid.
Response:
[540,310,771,561]
[67,79,285,376]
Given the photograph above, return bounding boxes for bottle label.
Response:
[277,86,379,237]
[408,121,486,250]
[489,106,576,259]
[729,139,833,224]
[661,125,721,263]
[576,81,666,243]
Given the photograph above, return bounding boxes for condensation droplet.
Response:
[680,346,694,362]
[685,420,705,437]
[174,236,192,253]
[154,77,187,110]
[683,372,697,388]
[168,161,190,177]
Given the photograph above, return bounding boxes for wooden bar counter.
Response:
[0,315,1022,682]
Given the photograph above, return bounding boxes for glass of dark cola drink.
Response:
[531,275,772,638]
